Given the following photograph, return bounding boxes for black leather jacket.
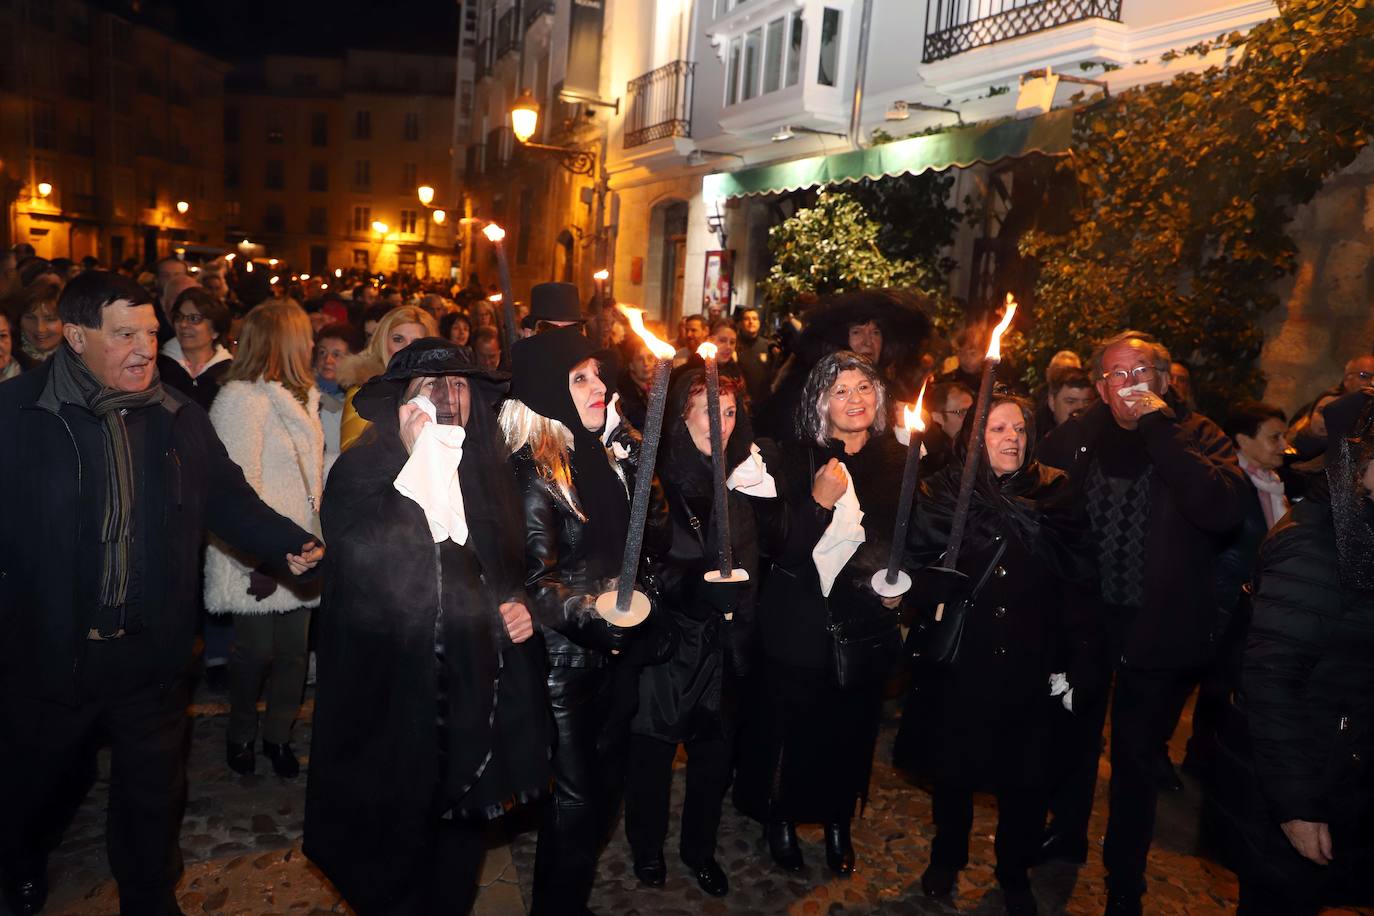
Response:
[513,420,671,669]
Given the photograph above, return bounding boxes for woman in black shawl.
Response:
[501,325,671,916]
[304,339,550,915]
[624,369,766,897]
[904,393,1096,916]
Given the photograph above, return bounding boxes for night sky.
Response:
[108,0,459,59]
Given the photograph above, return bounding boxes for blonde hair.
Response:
[499,397,584,520]
[224,301,315,400]
[365,305,439,369]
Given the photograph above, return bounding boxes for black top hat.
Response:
[523,282,585,329]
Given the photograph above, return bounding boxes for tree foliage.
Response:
[1021,0,1374,416]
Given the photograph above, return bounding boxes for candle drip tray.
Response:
[703,569,750,584]
[869,569,912,599]
[595,589,651,628]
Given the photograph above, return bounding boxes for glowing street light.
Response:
[417,185,435,206]
[510,90,540,143]
[431,209,446,225]
[371,220,389,235]
[334,268,343,278]
[176,200,189,215]
[36,182,52,198]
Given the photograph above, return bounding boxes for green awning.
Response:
[703,107,1075,200]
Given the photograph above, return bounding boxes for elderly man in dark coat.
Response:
[1036,329,1246,915]
[305,339,550,915]
[0,272,321,916]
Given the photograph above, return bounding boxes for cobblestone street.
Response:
[13,684,1369,916]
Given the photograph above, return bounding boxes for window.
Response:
[763,17,784,94]
[307,206,327,235]
[353,159,371,190]
[459,80,474,117]
[310,112,327,147]
[225,160,240,189]
[404,112,420,141]
[265,159,285,190]
[266,114,284,144]
[786,11,803,88]
[224,107,240,143]
[353,109,371,139]
[225,200,241,223]
[742,27,761,101]
[309,162,328,192]
[352,205,371,232]
[32,102,57,149]
[401,162,417,191]
[400,209,418,234]
[264,203,285,232]
[725,37,741,105]
[818,8,841,87]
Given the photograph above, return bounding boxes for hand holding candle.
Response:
[595,306,676,627]
[871,377,929,599]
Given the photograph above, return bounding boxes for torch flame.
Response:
[487,293,503,303]
[482,223,506,243]
[986,294,1018,362]
[907,377,929,433]
[696,341,718,361]
[619,305,676,360]
[593,269,609,282]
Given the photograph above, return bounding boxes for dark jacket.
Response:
[305,419,550,913]
[0,360,312,705]
[1037,398,1246,669]
[512,419,671,669]
[156,353,231,413]
[1241,498,1374,826]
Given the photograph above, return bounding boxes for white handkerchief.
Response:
[601,392,622,445]
[812,464,865,597]
[726,443,777,498]
[894,425,930,458]
[1048,672,1074,713]
[1116,381,1150,398]
[393,395,469,545]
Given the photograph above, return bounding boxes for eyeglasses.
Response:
[1346,370,1374,383]
[173,313,206,325]
[1101,365,1157,385]
[829,381,875,402]
[937,407,970,417]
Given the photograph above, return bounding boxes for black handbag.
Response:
[907,538,1007,667]
[829,605,903,688]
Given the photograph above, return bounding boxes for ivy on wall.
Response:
[1021,0,1374,415]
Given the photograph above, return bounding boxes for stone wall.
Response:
[1259,145,1374,416]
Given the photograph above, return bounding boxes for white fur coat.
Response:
[205,380,324,614]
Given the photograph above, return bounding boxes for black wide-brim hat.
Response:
[510,324,620,419]
[522,281,586,329]
[354,337,510,423]
[802,288,933,353]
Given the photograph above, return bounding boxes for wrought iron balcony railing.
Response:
[624,60,694,150]
[923,0,1122,63]
[497,4,522,58]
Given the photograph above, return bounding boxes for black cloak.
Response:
[304,340,551,914]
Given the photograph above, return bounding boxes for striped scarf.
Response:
[46,343,164,608]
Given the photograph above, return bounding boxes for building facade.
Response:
[0,0,227,266]
[224,50,459,278]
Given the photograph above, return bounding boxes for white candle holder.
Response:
[595,589,651,628]
[870,569,912,599]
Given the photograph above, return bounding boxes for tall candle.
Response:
[885,380,929,583]
[593,268,609,314]
[482,223,518,356]
[614,306,677,613]
[941,296,1018,573]
[697,341,734,577]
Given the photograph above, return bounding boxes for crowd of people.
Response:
[0,247,1372,916]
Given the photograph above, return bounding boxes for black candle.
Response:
[699,342,735,578]
[483,223,519,358]
[885,380,929,583]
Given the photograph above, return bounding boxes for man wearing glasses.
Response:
[1341,354,1374,394]
[1036,330,1246,916]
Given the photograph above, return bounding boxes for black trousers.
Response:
[531,666,615,916]
[1043,662,1112,843]
[0,643,188,916]
[624,732,732,868]
[931,781,1043,890]
[368,818,486,916]
[1101,665,1198,895]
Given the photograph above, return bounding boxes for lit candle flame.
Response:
[986,294,1018,362]
[483,223,506,243]
[593,269,609,282]
[620,305,676,360]
[906,377,929,433]
[696,341,718,361]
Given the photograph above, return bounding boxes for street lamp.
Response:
[510,90,540,144]
[36,182,52,199]
[431,209,446,225]
[176,200,190,215]
[417,185,435,206]
[507,92,596,176]
[371,220,389,235]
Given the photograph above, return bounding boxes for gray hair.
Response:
[796,350,889,445]
[1089,329,1171,380]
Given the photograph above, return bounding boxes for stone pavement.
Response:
[14,684,1371,916]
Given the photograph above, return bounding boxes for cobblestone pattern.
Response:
[18,688,1372,916]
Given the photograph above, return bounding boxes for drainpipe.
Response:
[847,0,876,150]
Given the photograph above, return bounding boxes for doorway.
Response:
[647,199,689,326]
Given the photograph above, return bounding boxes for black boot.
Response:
[824,820,854,876]
[226,739,255,775]
[2,860,48,915]
[921,862,958,897]
[632,851,666,887]
[766,818,804,872]
[262,741,300,778]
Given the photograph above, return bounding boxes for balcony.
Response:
[923,0,1123,63]
[476,39,492,80]
[485,126,515,171]
[497,5,521,58]
[625,61,694,150]
[524,0,553,29]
